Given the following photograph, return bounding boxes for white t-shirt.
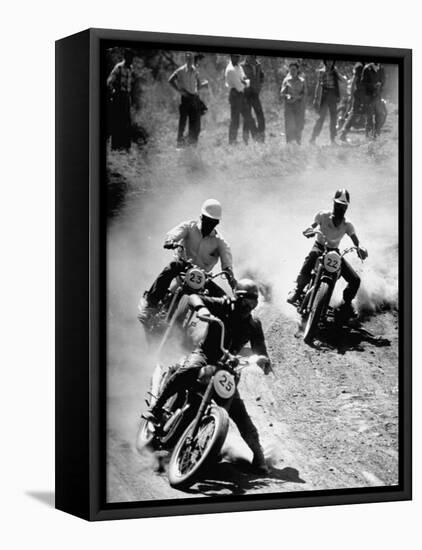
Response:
[314,210,355,248]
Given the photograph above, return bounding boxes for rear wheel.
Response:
[303,281,330,345]
[168,406,229,490]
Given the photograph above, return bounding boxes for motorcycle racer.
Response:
[138,199,237,324]
[287,189,368,319]
[144,278,272,474]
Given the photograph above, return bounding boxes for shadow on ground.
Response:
[26,491,55,508]
[177,460,306,496]
[313,320,391,354]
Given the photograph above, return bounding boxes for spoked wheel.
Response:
[303,282,330,345]
[168,406,229,490]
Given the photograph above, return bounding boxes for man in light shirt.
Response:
[225,54,254,145]
[168,52,208,147]
[138,199,237,323]
[287,189,368,318]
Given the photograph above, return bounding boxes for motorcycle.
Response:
[166,312,268,490]
[297,230,365,345]
[136,311,268,490]
[136,358,193,452]
[138,243,232,353]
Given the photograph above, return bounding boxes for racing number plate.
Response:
[213,370,236,399]
[185,267,206,290]
[324,251,341,273]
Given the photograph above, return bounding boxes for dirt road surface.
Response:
[106,120,399,503]
[107,303,398,503]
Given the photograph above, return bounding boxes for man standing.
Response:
[107,49,135,150]
[241,55,266,142]
[310,60,345,145]
[169,52,207,147]
[225,54,254,145]
[280,62,307,144]
[361,62,386,139]
[339,62,365,142]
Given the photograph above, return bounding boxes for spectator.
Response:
[280,62,307,144]
[339,62,365,141]
[169,52,207,147]
[361,62,386,138]
[241,55,266,142]
[107,49,135,150]
[224,54,254,145]
[310,60,346,144]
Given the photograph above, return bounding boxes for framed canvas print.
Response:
[55,28,412,521]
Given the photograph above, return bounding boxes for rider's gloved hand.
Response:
[357,247,368,260]
[163,240,176,250]
[227,353,239,368]
[256,356,272,375]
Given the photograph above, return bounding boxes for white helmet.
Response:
[201,199,222,220]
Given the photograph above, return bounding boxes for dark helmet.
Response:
[333,188,350,205]
[235,278,259,300]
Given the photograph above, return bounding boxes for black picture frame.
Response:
[55,28,412,521]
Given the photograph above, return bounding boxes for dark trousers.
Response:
[244,90,265,142]
[146,260,225,306]
[364,95,386,138]
[340,91,364,137]
[311,89,338,142]
[296,244,360,304]
[285,101,305,144]
[178,95,201,146]
[229,89,255,144]
[153,350,264,457]
[110,92,132,150]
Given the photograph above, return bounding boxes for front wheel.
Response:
[168,406,229,490]
[303,281,330,345]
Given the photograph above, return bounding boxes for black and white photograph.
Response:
[105,42,401,505]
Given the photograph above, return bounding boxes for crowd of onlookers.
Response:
[106,50,387,151]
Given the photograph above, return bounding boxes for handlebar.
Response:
[195,311,270,373]
[304,230,365,261]
[210,270,231,281]
[195,311,228,359]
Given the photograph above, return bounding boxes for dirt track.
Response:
[107,303,398,502]
[106,107,399,503]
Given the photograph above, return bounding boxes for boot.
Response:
[251,447,269,475]
[287,285,303,305]
[337,301,357,321]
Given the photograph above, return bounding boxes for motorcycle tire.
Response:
[303,281,329,345]
[135,418,157,452]
[168,406,229,490]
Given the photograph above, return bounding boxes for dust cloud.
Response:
[107,143,398,442]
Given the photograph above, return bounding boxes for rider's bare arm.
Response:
[350,233,368,260]
[303,221,318,236]
[350,233,360,247]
